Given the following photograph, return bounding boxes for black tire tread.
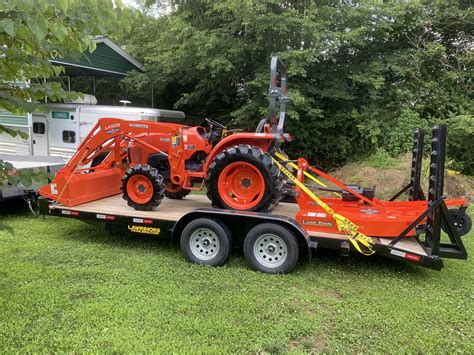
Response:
[243,223,299,274]
[164,183,191,199]
[205,144,282,212]
[180,218,232,266]
[121,164,165,211]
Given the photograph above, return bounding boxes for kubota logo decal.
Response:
[129,123,149,129]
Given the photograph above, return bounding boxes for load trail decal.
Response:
[302,220,334,228]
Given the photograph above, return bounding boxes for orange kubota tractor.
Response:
[39,57,291,212]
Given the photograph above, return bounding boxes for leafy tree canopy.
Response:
[0,0,133,114]
[0,0,133,188]
[122,0,473,173]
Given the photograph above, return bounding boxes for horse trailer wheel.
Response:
[180,218,232,266]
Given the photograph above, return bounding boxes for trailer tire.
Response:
[180,218,232,266]
[442,209,472,237]
[122,165,165,211]
[244,223,299,274]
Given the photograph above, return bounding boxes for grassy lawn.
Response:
[0,201,473,352]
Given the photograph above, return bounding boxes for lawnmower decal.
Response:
[128,225,161,235]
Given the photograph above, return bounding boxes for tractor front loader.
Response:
[40,57,292,212]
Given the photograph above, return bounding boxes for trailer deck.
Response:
[44,194,429,259]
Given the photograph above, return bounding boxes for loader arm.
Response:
[39,117,183,206]
[59,118,181,175]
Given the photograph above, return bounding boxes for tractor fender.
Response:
[172,208,312,251]
[203,132,278,171]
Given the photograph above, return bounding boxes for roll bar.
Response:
[268,56,290,134]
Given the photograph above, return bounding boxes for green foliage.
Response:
[122,0,472,171]
[0,209,473,352]
[0,158,52,191]
[364,149,400,170]
[0,0,133,187]
[0,0,132,115]
[446,115,474,175]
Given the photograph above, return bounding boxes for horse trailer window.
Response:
[33,122,45,134]
[62,130,76,143]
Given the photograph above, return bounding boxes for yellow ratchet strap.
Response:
[274,151,341,198]
[272,156,374,256]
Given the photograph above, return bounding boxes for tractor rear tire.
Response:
[122,165,165,211]
[205,144,282,212]
[164,182,191,199]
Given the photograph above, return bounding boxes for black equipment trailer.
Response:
[38,192,467,274]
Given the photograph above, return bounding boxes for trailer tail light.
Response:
[96,214,115,221]
[61,210,79,216]
[132,218,153,224]
[390,249,421,262]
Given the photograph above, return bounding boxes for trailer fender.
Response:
[172,208,313,251]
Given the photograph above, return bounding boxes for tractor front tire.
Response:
[205,144,282,212]
[122,165,165,211]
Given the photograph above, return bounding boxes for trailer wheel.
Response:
[122,165,165,211]
[442,209,472,237]
[243,223,299,274]
[180,218,232,266]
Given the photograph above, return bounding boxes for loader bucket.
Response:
[39,167,123,206]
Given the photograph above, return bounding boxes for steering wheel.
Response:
[205,117,226,130]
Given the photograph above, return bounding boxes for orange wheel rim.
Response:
[217,161,265,210]
[127,175,153,204]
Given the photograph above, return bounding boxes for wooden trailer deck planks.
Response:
[50,194,301,221]
[49,194,427,255]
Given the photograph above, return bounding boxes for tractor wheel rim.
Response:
[218,161,265,210]
[127,175,153,204]
[189,228,220,260]
[253,233,287,268]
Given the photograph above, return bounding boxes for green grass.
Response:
[0,202,473,352]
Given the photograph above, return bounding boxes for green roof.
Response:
[50,37,143,77]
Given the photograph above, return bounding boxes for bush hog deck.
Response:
[38,57,470,274]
